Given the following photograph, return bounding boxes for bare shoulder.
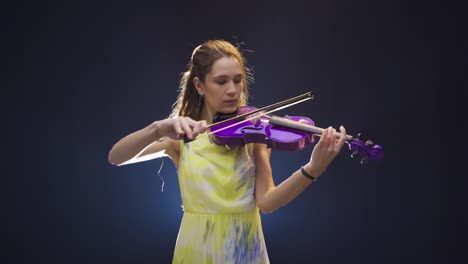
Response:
[138,137,181,166]
[165,137,181,162]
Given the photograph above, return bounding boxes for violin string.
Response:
[206,92,313,129]
[207,97,312,136]
[268,116,354,141]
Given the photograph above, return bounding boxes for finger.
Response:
[318,128,328,145]
[199,120,208,133]
[325,126,333,145]
[180,117,194,139]
[185,117,200,129]
[192,121,203,137]
[196,120,208,133]
[173,119,184,138]
[196,120,208,134]
[186,118,203,137]
[312,133,320,144]
[336,126,347,150]
[331,128,337,147]
[190,120,199,136]
[329,127,335,145]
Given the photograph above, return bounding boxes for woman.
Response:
[108,39,347,263]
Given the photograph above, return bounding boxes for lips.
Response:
[224,100,238,104]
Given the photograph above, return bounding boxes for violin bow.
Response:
[207,92,314,135]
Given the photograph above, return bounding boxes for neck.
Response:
[199,105,214,125]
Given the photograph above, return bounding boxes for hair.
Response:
[169,39,253,120]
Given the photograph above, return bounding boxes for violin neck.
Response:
[269,116,354,141]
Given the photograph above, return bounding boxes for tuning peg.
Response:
[356,132,363,140]
[365,140,374,147]
[360,156,368,165]
[351,149,359,158]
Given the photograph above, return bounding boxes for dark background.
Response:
[5,0,460,263]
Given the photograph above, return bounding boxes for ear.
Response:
[193,77,204,96]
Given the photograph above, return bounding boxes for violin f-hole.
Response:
[240,126,264,133]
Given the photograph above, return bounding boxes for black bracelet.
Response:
[300,166,317,181]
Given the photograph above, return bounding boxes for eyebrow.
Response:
[212,74,243,79]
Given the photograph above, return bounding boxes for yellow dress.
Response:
[172,134,270,264]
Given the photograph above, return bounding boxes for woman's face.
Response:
[195,56,244,117]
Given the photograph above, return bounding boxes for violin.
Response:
[206,92,383,164]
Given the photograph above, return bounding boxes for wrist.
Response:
[149,121,162,141]
[302,163,320,180]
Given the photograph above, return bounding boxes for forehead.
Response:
[208,56,242,77]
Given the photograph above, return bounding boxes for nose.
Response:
[226,81,237,95]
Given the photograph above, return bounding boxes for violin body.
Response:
[210,106,383,163]
[211,107,316,151]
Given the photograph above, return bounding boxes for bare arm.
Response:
[254,126,347,214]
[254,144,313,214]
[108,117,207,166]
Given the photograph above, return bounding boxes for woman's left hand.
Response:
[303,126,347,179]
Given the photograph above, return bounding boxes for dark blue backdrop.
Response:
[6,0,453,263]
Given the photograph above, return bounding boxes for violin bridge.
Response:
[225,145,231,150]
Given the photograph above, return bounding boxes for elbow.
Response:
[259,208,273,215]
[259,206,276,215]
[108,149,121,166]
[108,152,117,166]
[257,201,277,215]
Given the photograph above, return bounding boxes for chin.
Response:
[217,106,238,114]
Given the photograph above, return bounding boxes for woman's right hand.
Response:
[154,117,208,140]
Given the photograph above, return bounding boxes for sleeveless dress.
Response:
[172,134,270,264]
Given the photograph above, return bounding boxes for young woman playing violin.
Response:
[108,39,347,263]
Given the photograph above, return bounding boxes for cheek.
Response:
[235,82,242,91]
[238,83,245,94]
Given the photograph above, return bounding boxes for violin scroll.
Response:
[348,136,384,164]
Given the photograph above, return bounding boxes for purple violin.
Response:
[207,93,383,164]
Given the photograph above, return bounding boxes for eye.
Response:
[234,78,243,84]
[216,80,227,85]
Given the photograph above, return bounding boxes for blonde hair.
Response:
[170,39,253,120]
